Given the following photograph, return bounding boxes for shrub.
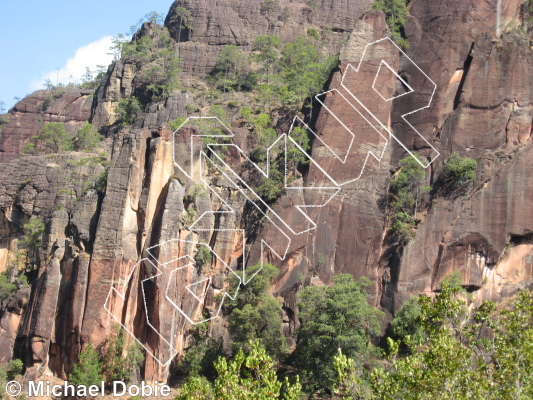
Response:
[307,27,320,40]
[24,122,72,154]
[0,275,16,303]
[21,217,45,264]
[115,97,143,126]
[443,152,477,185]
[194,246,213,269]
[7,359,23,379]
[73,122,103,151]
[101,324,144,387]
[390,156,428,213]
[70,343,103,387]
[390,211,416,245]
[373,0,409,45]
[295,275,384,393]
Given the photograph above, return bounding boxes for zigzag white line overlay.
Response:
[104,36,439,366]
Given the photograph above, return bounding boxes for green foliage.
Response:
[287,126,311,167]
[389,295,424,344]
[443,152,477,186]
[389,155,429,245]
[176,375,214,400]
[390,156,427,213]
[7,359,23,379]
[307,28,320,40]
[226,264,286,359]
[194,246,213,269]
[213,340,300,400]
[116,97,143,126]
[101,324,144,386]
[333,348,374,399]
[80,65,108,89]
[370,281,533,399]
[251,36,281,79]
[73,122,103,151]
[21,217,45,264]
[169,117,187,131]
[256,167,284,202]
[261,0,279,14]
[180,324,221,380]
[389,211,416,245]
[94,169,108,194]
[178,340,301,400]
[373,0,409,47]
[0,274,17,303]
[113,22,181,100]
[295,274,384,393]
[214,45,248,92]
[278,37,338,106]
[70,343,103,387]
[23,122,72,154]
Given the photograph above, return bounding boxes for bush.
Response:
[389,295,424,344]
[390,211,416,245]
[21,217,45,265]
[73,122,103,151]
[23,122,72,154]
[295,275,384,393]
[0,274,16,303]
[70,343,102,387]
[7,359,23,379]
[101,324,144,387]
[373,0,409,45]
[443,152,477,185]
[194,246,213,269]
[115,97,143,126]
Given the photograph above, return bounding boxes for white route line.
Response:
[104,37,439,366]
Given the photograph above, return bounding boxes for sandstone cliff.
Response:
[0,0,531,386]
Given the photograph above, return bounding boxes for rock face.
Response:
[0,88,94,162]
[0,0,531,386]
[384,0,533,311]
[165,0,373,74]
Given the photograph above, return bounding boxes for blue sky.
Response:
[0,0,175,111]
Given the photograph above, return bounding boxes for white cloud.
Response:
[30,36,115,91]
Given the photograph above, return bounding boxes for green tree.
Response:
[251,36,281,79]
[194,246,213,269]
[21,217,45,265]
[373,0,409,48]
[214,45,247,92]
[443,152,477,187]
[287,126,311,170]
[389,295,424,345]
[278,37,337,105]
[176,375,214,400]
[226,264,287,359]
[7,359,23,379]
[116,97,143,126]
[295,274,384,393]
[23,122,72,154]
[73,122,103,151]
[0,274,17,303]
[389,155,430,244]
[171,7,194,43]
[70,343,103,387]
[369,282,533,399]
[178,340,301,400]
[101,324,144,387]
[333,348,374,400]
